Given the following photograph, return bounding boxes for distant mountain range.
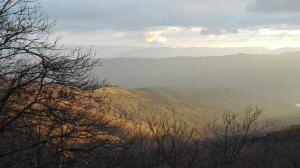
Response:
[66,45,300,58]
[95,51,300,93]
[97,46,300,58]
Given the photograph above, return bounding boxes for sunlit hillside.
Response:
[98,86,300,127]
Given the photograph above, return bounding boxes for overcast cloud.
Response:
[40,0,300,49]
[248,0,300,14]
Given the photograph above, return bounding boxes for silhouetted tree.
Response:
[0,0,131,167]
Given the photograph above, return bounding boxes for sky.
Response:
[40,0,300,49]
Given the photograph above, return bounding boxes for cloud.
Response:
[50,30,150,47]
[40,0,300,49]
[41,0,300,34]
[144,27,187,45]
[40,0,248,33]
[247,0,300,14]
[144,31,168,44]
[51,26,300,49]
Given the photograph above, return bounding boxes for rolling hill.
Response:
[100,87,300,127]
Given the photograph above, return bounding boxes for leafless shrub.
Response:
[205,106,272,168]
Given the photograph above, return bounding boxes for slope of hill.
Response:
[97,87,211,125]
[95,86,300,167]
[98,87,300,127]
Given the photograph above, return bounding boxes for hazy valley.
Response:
[95,52,300,125]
